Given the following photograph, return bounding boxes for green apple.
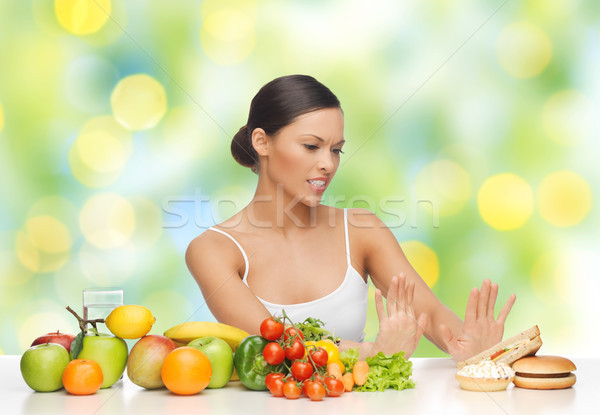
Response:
[20,343,71,392]
[187,336,233,388]
[127,335,177,389]
[77,333,128,388]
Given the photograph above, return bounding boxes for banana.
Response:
[164,321,249,351]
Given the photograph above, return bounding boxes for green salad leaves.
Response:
[340,348,416,392]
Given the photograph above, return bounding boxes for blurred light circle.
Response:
[537,170,591,227]
[80,193,135,249]
[0,250,34,287]
[200,6,256,65]
[478,173,534,230]
[415,160,471,217]
[399,240,439,288]
[159,106,218,161]
[542,90,597,146]
[496,22,552,78]
[25,215,71,254]
[54,0,112,35]
[64,56,119,113]
[111,74,167,131]
[69,116,132,187]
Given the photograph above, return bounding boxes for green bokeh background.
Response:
[1,0,598,357]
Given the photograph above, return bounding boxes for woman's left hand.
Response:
[440,279,516,363]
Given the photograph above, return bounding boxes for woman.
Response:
[186,75,515,361]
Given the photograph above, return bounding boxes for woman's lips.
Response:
[307,179,327,193]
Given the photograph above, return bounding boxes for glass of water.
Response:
[82,289,124,328]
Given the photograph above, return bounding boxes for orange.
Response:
[62,359,104,395]
[160,347,212,395]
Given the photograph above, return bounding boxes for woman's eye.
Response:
[304,144,319,150]
[332,149,345,155]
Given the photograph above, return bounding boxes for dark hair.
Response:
[231,75,341,171]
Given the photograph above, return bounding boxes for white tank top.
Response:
[207,208,368,342]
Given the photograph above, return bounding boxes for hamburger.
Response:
[512,356,576,390]
[457,325,542,369]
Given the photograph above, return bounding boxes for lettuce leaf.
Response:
[340,347,360,372]
[355,351,415,392]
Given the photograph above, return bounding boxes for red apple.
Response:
[31,331,76,353]
[127,335,177,389]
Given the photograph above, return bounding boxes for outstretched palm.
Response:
[441,279,516,363]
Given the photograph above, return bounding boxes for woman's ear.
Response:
[251,128,269,157]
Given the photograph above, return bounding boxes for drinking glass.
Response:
[82,289,124,327]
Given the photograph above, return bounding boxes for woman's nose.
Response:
[317,151,335,172]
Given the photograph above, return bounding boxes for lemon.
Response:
[105,305,156,339]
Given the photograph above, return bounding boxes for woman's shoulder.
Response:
[185,226,244,268]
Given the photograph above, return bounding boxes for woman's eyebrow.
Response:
[301,134,345,145]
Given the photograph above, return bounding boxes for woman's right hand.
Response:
[371,274,429,358]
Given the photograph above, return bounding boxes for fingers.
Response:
[397,274,407,313]
[374,288,387,323]
[497,293,516,324]
[387,276,399,316]
[416,313,429,340]
[487,282,499,317]
[439,323,454,349]
[465,287,478,322]
[477,279,491,319]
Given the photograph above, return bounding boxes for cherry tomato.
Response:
[291,361,314,382]
[305,381,326,401]
[283,380,301,399]
[267,376,285,397]
[309,347,329,367]
[260,317,284,341]
[263,342,285,365]
[285,339,305,361]
[324,377,345,397]
[283,326,304,342]
[265,372,284,389]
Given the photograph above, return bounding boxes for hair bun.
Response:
[231,125,258,169]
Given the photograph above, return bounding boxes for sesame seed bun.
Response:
[512,356,577,390]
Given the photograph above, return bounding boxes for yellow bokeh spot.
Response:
[530,251,573,304]
[0,101,4,132]
[159,106,218,161]
[111,74,167,131]
[0,250,34,287]
[542,90,597,146]
[399,241,439,288]
[496,22,552,78]
[478,173,534,231]
[537,171,592,227]
[69,116,132,188]
[15,215,72,273]
[54,0,111,35]
[200,3,256,65]
[80,193,135,249]
[415,159,471,217]
[25,215,71,254]
[17,308,72,351]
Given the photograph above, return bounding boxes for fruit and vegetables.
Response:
[30,331,76,353]
[105,305,156,339]
[163,321,249,350]
[127,335,177,389]
[20,343,71,392]
[187,336,234,389]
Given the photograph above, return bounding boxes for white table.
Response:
[2,356,596,415]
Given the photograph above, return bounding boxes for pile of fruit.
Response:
[20,305,415,398]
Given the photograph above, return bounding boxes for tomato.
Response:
[309,347,329,367]
[304,381,326,401]
[283,380,301,399]
[291,361,313,382]
[316,339,340,364]
[265,372,284,389]
[267,376,285,397]
[263,342,285,365]
[324,377,345,397]
[260,317,284,341]
[284,339,305,361]
[283,327,304,342]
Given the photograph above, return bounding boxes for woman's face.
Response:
[262,107,345,207]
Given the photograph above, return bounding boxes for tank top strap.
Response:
[206,227,249,282]
[343,208,351,268]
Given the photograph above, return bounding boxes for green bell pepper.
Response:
[234,335,277,391]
